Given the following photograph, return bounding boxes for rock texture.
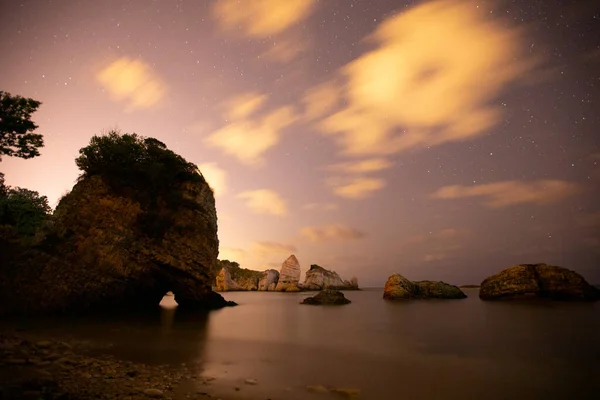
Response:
[383,274,466,300]
[275,255,302,292]
[258,269,280,291]
[0,174,234,315]
[479,263,600,301]
[301,289,351,305]
[215,267,241,291]
[302,264,359,290]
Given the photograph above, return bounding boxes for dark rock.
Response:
[301,290,351,305]
[383,274,466,300]
[479,263,600,301]
[0,167,235,315]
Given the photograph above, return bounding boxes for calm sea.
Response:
[9,288,600,399]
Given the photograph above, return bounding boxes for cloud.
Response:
[237,189,288,215]
[303,202,339,211]
[206,105,297,165]
[263,36,307,63]
[328,177,386,199]
[252,241,297,256]
[224,92,267,120]
[328,158,393,174]
[302,82,340,121]
[314,0,537,156]
[431,180,582,208]
[198,163,227,197]
[97,57,166,112]
[300,224,366,242]
[212,0,315,38]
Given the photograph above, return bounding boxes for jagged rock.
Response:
[302,264,359,290]
[258,269,279,291]
[301,290,351,305]
[383,274,466,300]
[479,263,600,301]
[275,255,301,292]
[0,172,235,315]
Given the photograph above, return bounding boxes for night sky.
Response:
[1,0,599,286]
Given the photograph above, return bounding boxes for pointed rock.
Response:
[275,255,301,292]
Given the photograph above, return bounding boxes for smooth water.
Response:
[10,289,600,399]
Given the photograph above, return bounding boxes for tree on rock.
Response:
[0,91,44,160]
[0,185,51,236]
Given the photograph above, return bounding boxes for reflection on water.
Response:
[6,289,600,400]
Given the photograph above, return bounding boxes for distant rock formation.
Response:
[214,260,264,291]
[383,274,467,300]
[275,255,301,292]
[258,269,280,291]
[479,263,600,301]
[302,264,359,290]
[301,289,351,305]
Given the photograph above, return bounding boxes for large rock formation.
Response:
[275,255,301,292]
[0,172,234,315]
[383,274,466,300]
[301,289,351,305]
[258,269,280,291]
[302,264,359,290]
[479,263,600,301]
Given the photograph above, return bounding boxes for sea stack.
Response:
[383,274,466,300]
[275,255,301,292]
[479,263,600,301]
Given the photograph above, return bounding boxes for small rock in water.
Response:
[143,388,164,398]
[244,378,258,385]
[307,385,329,393]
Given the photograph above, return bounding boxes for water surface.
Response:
[10,289,600,399]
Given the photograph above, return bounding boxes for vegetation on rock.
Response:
[301,289,351,305]
[0,174,51,237]
[383,274,466,300]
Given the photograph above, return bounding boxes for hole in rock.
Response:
[159,291,178,308]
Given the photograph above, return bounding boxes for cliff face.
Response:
[215,265,278,291]
[479,264,599,301]
[302,265,359,290]
[275,255,301,292]
[0,174,233,315]
[383,274,466,300]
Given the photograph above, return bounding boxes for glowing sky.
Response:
[1,0,599,286]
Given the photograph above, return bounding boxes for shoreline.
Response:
[0,331,227,400]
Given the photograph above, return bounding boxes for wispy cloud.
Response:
[300,224,366,242]
[328,177,386,199]
[198,163,227,197]
[97,57,166,112]
[311,0,537,156]
[302,82,340,121]
[212,0,316,38]
[431,180,582,208]
[328,158,393,174]
[206,104,297,165]
[237,189,288,215]
[224,92,268,120]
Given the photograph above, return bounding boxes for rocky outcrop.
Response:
[258,269,280,291]
[215,267,241,291]
[302,264,359,290]
[0,173,235,315]
[275,255,301,292]
[479,264,600,301]
[383,274,466,300]
[301,289,351,305]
